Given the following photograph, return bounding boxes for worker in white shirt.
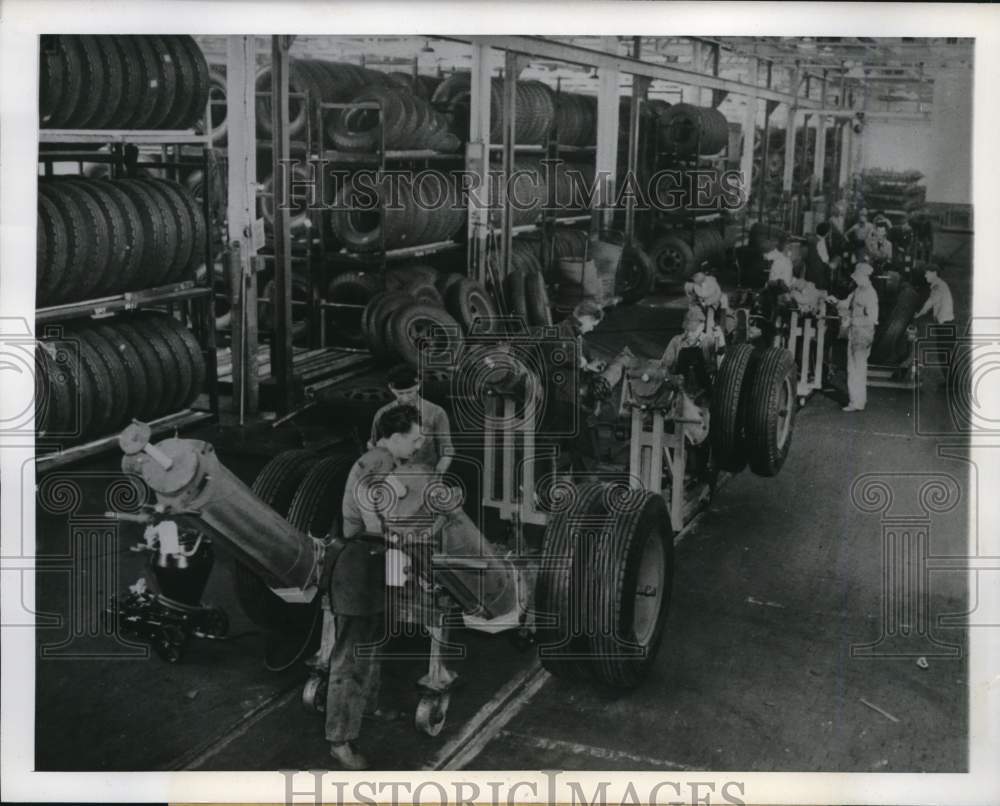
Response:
[915,263,957,390]
[764,233,794,290]
[827,262,879,412]
[915,263,954,326]
[684,265,724,332]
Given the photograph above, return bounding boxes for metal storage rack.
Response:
[36,129,221,472]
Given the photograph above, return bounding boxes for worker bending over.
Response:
[370,365,454,475]
[661,307,714,390]
[328,404,425,770]
[828,263,879,412]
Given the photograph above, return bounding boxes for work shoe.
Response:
[329,741,369,770]
[841,405,863,412]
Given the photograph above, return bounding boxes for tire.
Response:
[871,284,920,365]
[174,35,210,130]
[73,35,106,128]
[388,303,464,369]
[36,342,76,436]
[114,179,169,289]
[743,346,797,477]
[75,326,131,433]
[649,233,694,287]
[140,179,193,284]
[65,179,125,297]
[99,180,146,293]
[157,316,207,407]
[159,35,195,130]
[384,264,439,294]
[197,68,228,144]
[235,450,321,632]
[36,191,66,307]
[134,314,189,414]
[175,181,209,273]
[710,343,755,472]
[69,331,113,438]
[367,291,412,362]
[49,180,108,302]
[88,36,125,129]
[445,277,499,334]
[47,36,84,128]
[535,482,607,680]
[111,36,144,129]
[287,453,356,539]
[145,35,179,129]
[326,270,381,347]
[503,268,529,323]
[93,322,149,424]
[586,488,673,689]
[524,270,553,327]
[614,243,655,304]
[39,35,66,126]
[113,320,168,420]
[122,35,161,129]
[436,272,466,299]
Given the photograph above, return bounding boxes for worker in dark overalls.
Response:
[327,404,425,770]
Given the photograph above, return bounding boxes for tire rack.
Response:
[315,96,466,344]
[650,114,728,271]
[490,77,597,300]
[36,129,220,472]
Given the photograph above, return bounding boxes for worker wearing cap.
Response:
[660,307,713,376]
[827,262,879,412]
[369,365,454,475]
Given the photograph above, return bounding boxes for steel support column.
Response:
[270,35,294,415]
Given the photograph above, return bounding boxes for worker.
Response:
[555,299,606,373]
[661,307,713,379]
[369,365,454,475]
[846,207,872,253]
[764,233,794,290]
[827,262,879,412]
[684,266,724,331]
[914,263,956,388]
[865,219,894,269]
[803,221,840,291]
[328,404,426,770]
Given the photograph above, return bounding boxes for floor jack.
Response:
[105,512,229,662]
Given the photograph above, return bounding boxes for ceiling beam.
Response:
[439,35,818,106]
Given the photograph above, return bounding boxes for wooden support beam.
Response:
[225,35,259,417]
[595,37,620,230]
[739,57,759,210]
[782,64,802,193]
[813,71,828,192]
[467,42,493,287]
[270,35,294,415]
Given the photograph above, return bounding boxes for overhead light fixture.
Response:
[421,39,435,54]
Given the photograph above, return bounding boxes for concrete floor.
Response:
[33,245,973,773]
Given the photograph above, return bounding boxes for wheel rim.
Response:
[632,524,666,647]
[655,247,683,284]
[775,374,793,450]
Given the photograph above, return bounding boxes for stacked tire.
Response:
[35,312,206,441]
[649,227,726,287]
[332,85,460,152]
[553,93,598,147]
[195,67,229,145]
[870,283,921,365]
[487,159,593,228]
[361,265,468,367]
[386,72,442,102]
[40,35,210,130]
[711,345,797,477]
[658,103,730,156]
[38,176,208,306]
[432,74,558,145]
[330,172,465,252]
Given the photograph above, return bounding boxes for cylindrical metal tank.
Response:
[121,428,320,596]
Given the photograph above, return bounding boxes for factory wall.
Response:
[859,119,933,178]
[925,68,974,205]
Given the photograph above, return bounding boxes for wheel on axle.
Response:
[415,692,451,737]
[585,488,673,690]
[710,343,755,473]
[302,672,327,713]
[742,346,797,477]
